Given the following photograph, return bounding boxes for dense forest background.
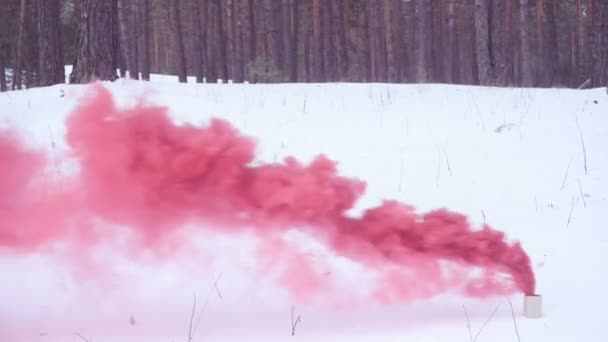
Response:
[0,0,607,91]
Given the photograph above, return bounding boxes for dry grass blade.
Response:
[73,332,90,342]
[507,297,522,342]
[473,303,501,342]
[576,118,588,175]
[463,305,473,342]
[188,290,196,342]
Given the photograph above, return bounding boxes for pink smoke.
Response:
[0,84,536,301]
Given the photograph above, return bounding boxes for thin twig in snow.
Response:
[192,273,223,336]
[473,303,501,342]
[444,149,453,176]
[576,118,588,175]
[578,179,587,208]
[73,332,90,342]
[462,305,473,342]
[291,305,302,336]
[507,297,522,342]
[213,273,223,299]
[567,194,575,227]
[481,210,486,225]
[560,158,572,190]
[188,291,196,342]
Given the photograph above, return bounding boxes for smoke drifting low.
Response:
[0,84,535,301]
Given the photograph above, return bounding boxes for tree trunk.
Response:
[536,0,559,86]
[233,0,244,82]
[415,0,429,82]
[169,0,187,82]
[37,0,64,86]
[225,0,235,81]
[12,0,27,89]
[445,0,455,83]
[206,0,218,82]
[290,0,299,82]
[139,0,150,81]
[383,0,396,82]
[519,0,533,86]
[312,0,323,81]
[70,0,118,83]
[0,52,7,92]
[264,0,281,74]
[129,0,140,79]
[490,0,506,85]
[590,0,608,87]
[474,0,493,85]
[117,0,132,77]
[192,0,204,83]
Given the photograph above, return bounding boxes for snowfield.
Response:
[1,75,608,342]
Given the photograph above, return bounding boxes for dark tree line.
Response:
[1,0,607,91]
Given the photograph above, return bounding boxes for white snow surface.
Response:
[1,75,608,341]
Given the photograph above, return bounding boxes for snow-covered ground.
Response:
[1,75,608,341]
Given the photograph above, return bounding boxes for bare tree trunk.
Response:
[445,0,455,83]
[0,51,7,92]
[415,0,429,82]
[216,0,228,81]
[225,0,235,81]
[304,0,312,81]
[37,0,64,86]
[383,0,396,81]
[264,0,281,74]
[233,0,244,82]
[474,0,493,85]
[70,0,118,83]
[312,0,323,81]
[206,0,218,82]
[491,0,506,85]
[12,0,26,89]
[169,0,187,82]
[192,0,204,83]
[129,0,140,79]
[519,0,533,86]
[139,0,150,81]
[290,0,299,82]
[590,0,608,87]
[117,0,132,77]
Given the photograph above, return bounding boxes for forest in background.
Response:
[0,0,607,91]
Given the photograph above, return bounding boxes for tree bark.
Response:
[37,0,64,86]
[0,51,7,92]
[139,0,150,81]
[590,0,608,87]
[192,0,204,83]
[383,0,396,82]
[70,0,118,83]
[474,0,493,85]
[490,0,506,85]
[12,0,26,89]
[225,0,235,81]
[415,0,429,82]
[519,0,533,86]
[290,0,299,82]
[169,0,187,82]
[117,0,132,77]
[445,0,456,83]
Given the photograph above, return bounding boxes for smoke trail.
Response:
[0,84,535,302]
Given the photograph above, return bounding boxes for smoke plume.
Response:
[0,84,536,301]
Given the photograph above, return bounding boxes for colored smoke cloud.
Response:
[0,84,535,302]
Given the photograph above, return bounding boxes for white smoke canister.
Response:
[523,294,542,318]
